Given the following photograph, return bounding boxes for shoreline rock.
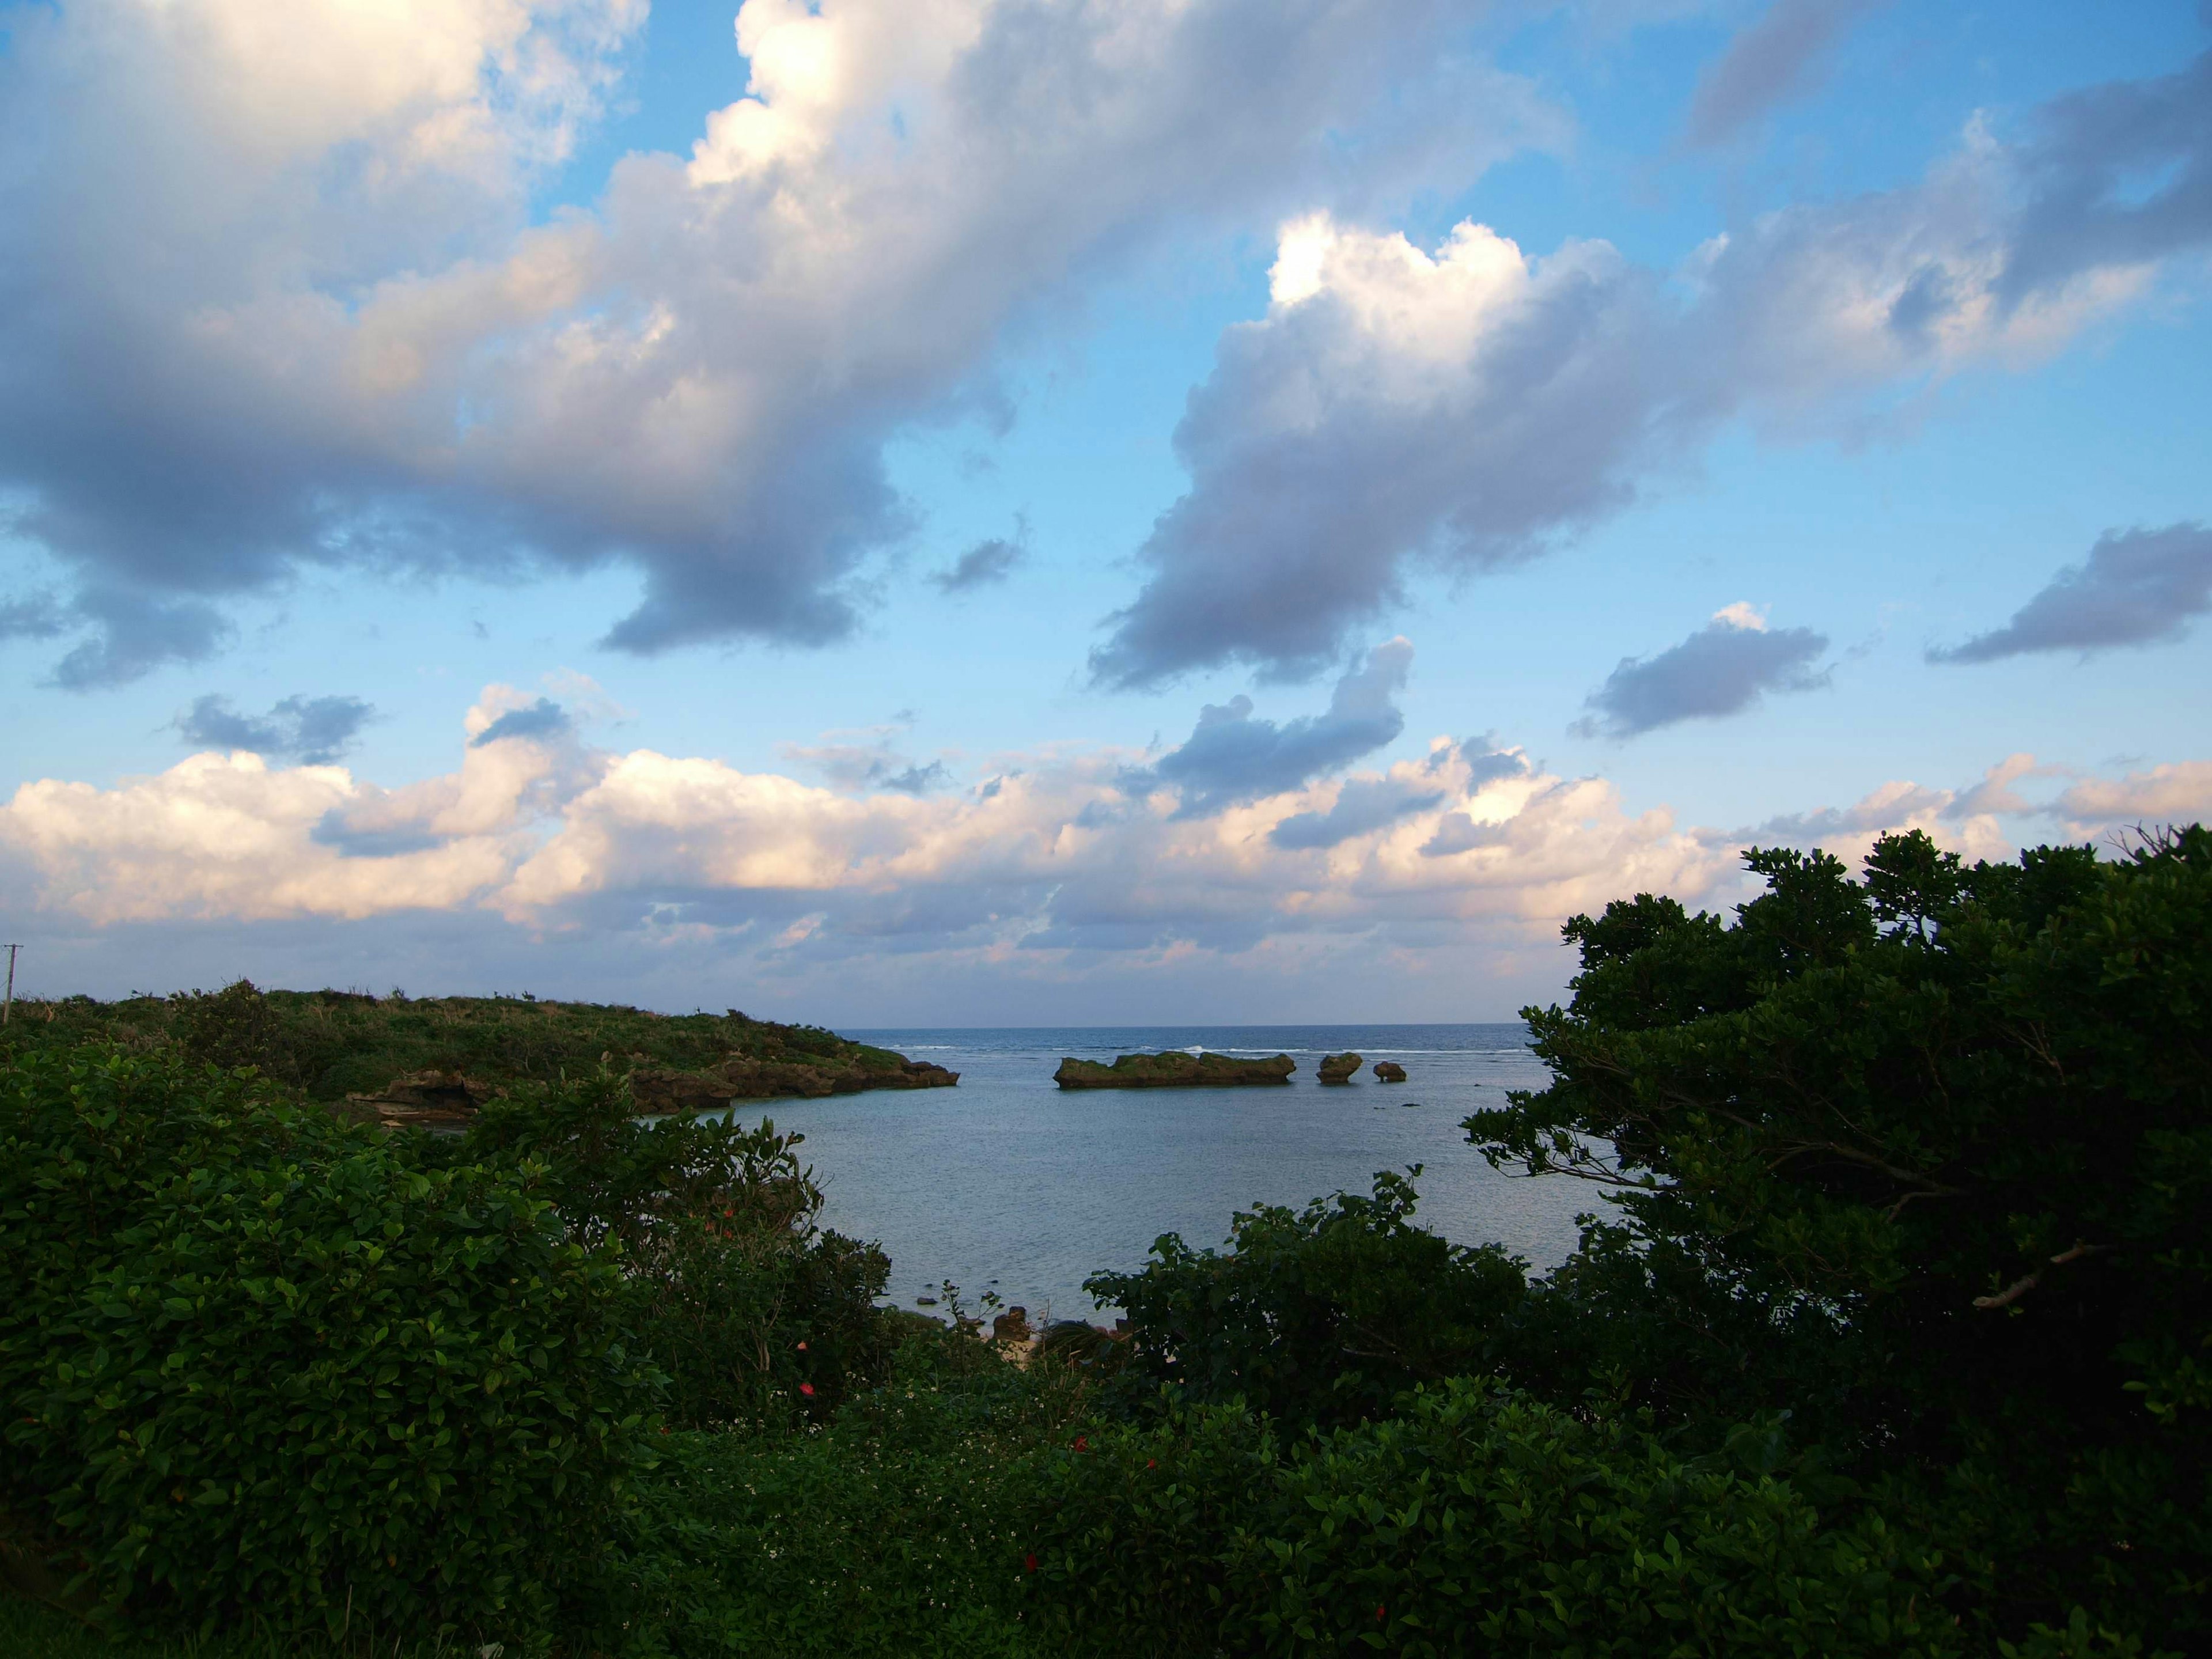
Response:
[352,1052,959,1128]
[1373,1060,1407,1082]
[343,1069,492,1129]
[1317,1052,1362,1084]
[1054,1051,1296,1089]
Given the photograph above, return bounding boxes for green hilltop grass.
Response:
[0,983,914,1105]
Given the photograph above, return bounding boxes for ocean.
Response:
[727,1024,1595,1325]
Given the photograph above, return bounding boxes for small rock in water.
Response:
[1317,1051,1362,1084]
[1373,1060,1407,1082]
[915,1296,938,1307]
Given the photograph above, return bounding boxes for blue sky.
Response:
[1,0,2207,1022]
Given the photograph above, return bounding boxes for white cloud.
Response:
[3,691,2200,1012]
[1096,52,2212,682]
[0,685,1726,968]
[0,0,1553,679]
[2054,762,2212,842]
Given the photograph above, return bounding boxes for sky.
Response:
[0,0,2207,1024]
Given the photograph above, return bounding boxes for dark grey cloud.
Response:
[1684,0,1890,149]
[1141,638,1412,816]
[1575,611,1829,738]
[175,693,376,764]
[0,593,69,642]
[881,761,951,795]
[1997,51,2212,305]
[471,698,573,748]
[1269,776,1445,850]
[1461,745,1534,790]
[1092,49,2212,687]
[1737,783,1949,845]
[778,729,952,795]
[1421,813,1512,857]
[932,526,1028,594]
[1930,524,2212,664]
[0,0,1543,673]
[47,590,232,690]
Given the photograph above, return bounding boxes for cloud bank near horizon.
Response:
[2,684,2200,1014]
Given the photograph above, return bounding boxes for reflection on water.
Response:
[725,1024,1592,1323]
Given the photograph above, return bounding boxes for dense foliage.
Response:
[1461,827,2212,1651]
[458,1080,893,1429]
[1086,1170,1533,1429]
[1027,1380,1954,1659]
[0,986,910,1104]
[0,1046,656,1646]
[0,1050,897,1647]
[2,826,2204,1658]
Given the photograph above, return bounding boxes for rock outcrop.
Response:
[1373,1060,1407,1082]
[1054,1051,1297,1089]
[344,1069,493,1130]
[357,1052,958,1128]
[1317,1052,1362,1084]
[624,1055,960,1110]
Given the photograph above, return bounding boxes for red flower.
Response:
[1146,1459,1157,1469]
[1025,1554,1039,1573]
[1073,1435,1089,1452]
[796,1341,808,1351]
[1376,1607,1386,1622]
[800,1382,816,1396]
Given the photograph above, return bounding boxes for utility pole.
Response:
[2,944,17,1026]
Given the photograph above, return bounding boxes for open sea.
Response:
[725,1024,1593,1325]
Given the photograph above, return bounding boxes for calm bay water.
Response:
[728,1025,1592,1324]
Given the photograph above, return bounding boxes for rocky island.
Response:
[1317,1051,1362,1084]
[1053,1051,1297,1089]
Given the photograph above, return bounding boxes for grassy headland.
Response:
[0,984,952,1120]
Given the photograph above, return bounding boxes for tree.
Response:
[1465,827,2212,1650]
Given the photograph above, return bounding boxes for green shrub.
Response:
[460,1080,893,1429]
[615,1331,1075,1657]
[1025,1379,1959,1659]
[1088,1169,1533,1430]
[0,1044,658,1646]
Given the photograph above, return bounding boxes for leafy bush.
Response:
[1024,1378,1956,1658]
[616,1331,1077,1658]
[460,1080,894,1429]
[0,1044,658,1646]
[1088,1169,1533,1430]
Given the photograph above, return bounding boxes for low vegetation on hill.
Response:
[2,826,2205,1657]
[0,988,951,1112]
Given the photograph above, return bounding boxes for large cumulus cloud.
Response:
[1093,49,2212,685]
[0,0,1549,684]
[0,681,1724,969]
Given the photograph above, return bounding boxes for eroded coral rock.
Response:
[1053,1051,1296,1089]
[1374,1061,1407,1082]
[344,1069,491,1129]
[1317,1052,1362,1084]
